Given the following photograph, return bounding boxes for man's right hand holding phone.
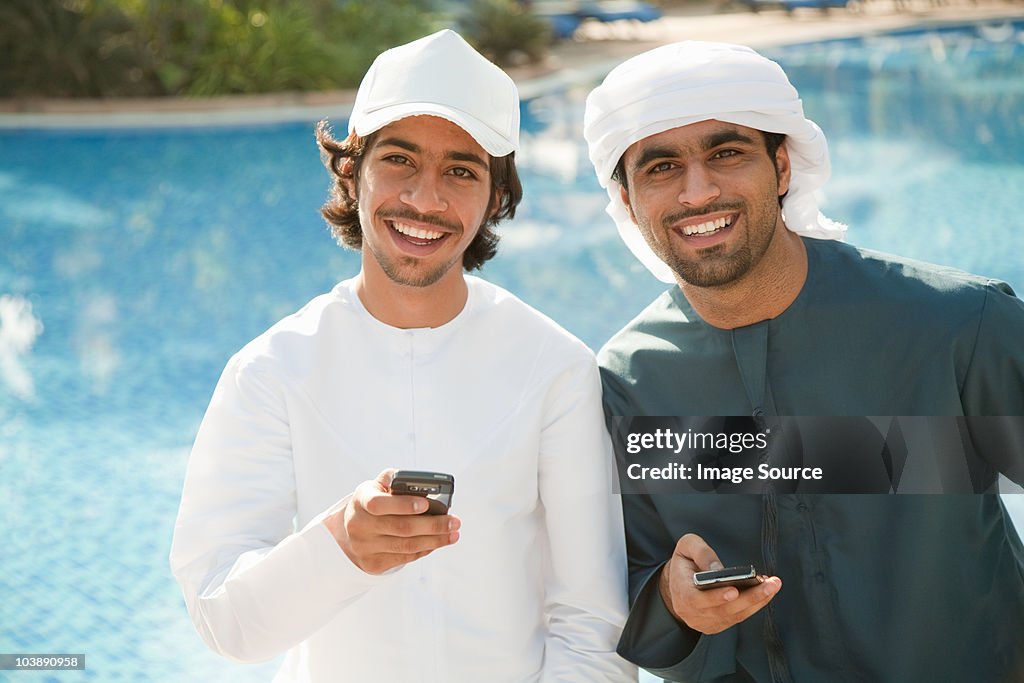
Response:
[659,533,781,635]
[323,468,460,575]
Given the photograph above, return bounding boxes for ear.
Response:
[341,157,357,198]
[488,186,504,222]
[619,184,638,225]
[774,143,791,198]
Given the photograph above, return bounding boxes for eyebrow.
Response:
[703,129,760,149]
[630,145,678,174]
[376,136,489,169]
[629,128,762,173]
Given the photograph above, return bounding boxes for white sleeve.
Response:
[169,354,389,662]
[537,351,638,682]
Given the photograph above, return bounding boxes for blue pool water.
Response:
[2,19,1023,682]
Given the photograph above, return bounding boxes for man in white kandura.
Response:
[171,29,635,683]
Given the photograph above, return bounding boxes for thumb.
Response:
[376,468,399,491]
[676,533,724,571]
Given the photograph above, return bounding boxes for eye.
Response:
[383,154,411,165]
[713,149,741,160]
[448,166,478,180]
[648,161,675,174]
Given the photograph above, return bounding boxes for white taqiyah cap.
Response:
[584,41,846,283]
[349,29,520,157]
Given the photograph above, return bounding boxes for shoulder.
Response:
[466,275,595,362]
[807,237,1019,320]
[597,287,692,375]
[231,281,358,377]
[810,237,1014,298]
[596,287,701,413]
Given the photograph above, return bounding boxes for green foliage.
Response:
[0,0,439,98]
[321,1,445,88]
[0,0,162,97]
[459,0,552,67]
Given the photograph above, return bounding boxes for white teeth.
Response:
[683,216,732,236]
[392,222,444,241]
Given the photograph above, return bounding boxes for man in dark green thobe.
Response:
[583,41,1024,682]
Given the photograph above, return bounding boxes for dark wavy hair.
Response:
[315,120,523,271]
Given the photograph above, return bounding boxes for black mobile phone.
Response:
[390,470,455,515]
[693,564,763,591]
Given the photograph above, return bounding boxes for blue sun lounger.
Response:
[576,0,663,23]
[532,0,662,39]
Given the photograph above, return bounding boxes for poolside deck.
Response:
[0,0,1021,126]
[514,0,1024,96]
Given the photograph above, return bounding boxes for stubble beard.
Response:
[375,250,459,288]
[366,207,468,288]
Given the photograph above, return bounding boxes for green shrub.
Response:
[321,1,444,88]
[459,0,552,67]
[0,0,439,98]
[130,0,441,96]
[0,0,162,97]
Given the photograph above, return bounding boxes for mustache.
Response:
[377,207,460,233]
[661,202,743,229]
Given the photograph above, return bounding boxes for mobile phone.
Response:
[390,470,455,515]
[693,564,763,591]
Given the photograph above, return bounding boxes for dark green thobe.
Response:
[600,237,1024,682]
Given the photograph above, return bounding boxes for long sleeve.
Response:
[615,493,743,682]
[958,281,1024,485]
[169,354,388,662]
[959,281,1024,417]
[536,352,637,682]
[600,366,740,681]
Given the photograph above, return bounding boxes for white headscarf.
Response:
[583,41,846,283]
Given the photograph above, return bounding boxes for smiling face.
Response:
[349,115,495,289]
[619,120,791,288]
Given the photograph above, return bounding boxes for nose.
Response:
[677,166,720,208]
[399,172,449,214]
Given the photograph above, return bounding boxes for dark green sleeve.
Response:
[615,493,743,681]
[959,282,1024,485]
[960,282,1024,415]
[600,366,741,680]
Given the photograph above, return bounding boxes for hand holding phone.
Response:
[390,470,455,515]
[659,534,781,636]
[322,469,459,575]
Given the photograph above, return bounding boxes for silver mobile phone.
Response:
[693,564,763,590]
[390,470,455,515]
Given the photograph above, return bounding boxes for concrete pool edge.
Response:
[0,2,1021,130]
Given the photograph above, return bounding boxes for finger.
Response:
[350,475,401,514]
[674,533,723,572]
[377,513,461,538]
[366,549,439,573]
[362,490,433,516]
[722,580,782,624]
[705,576,782,618]
[382,529,460,555]
[346,509,459,544]
[376,468,399,489]
[356,527,460,557]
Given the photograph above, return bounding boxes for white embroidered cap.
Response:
[350,29,520,157]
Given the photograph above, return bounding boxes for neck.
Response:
[679,230,808,330]
[355,258,469,329]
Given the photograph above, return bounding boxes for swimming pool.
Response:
[2,18,1023,681]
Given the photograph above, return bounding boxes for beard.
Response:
[665,240,757,288]
[373,250,459,288]
[644,198,780,288]
[366,206,467,288]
